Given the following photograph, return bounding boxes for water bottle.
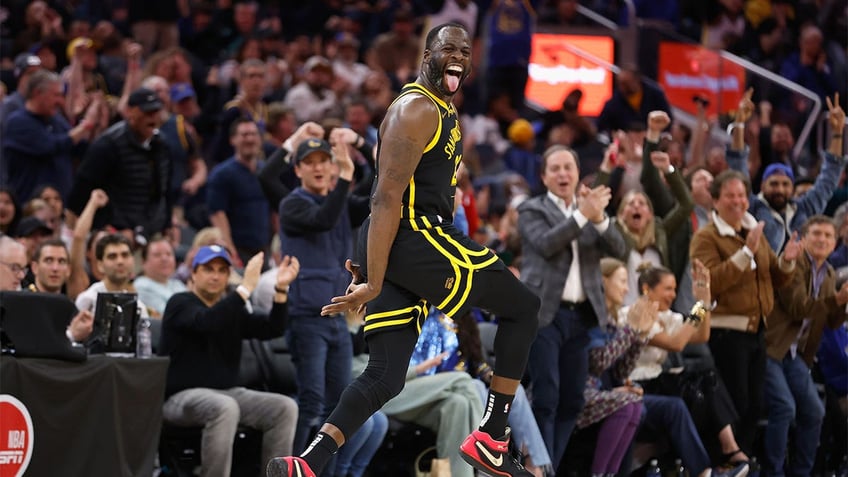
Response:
[136,317,153,358]
[747,457,760,477]
[646,459,662,477]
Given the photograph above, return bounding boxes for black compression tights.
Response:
[327,268,540,440]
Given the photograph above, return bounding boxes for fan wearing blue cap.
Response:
[725,89,847,253]
[159,247,301,475]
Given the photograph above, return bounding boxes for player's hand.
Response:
[321,282,380,317]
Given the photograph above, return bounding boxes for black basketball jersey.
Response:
[377,83,462,230]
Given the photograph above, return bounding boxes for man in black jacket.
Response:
[67,87,172,241]
[159,246,300,477]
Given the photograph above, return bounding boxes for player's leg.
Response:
[459,267,540,477]
[266,283,424,477]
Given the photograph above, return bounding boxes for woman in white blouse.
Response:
[619,261,750,467]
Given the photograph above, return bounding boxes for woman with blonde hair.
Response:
[573,257,657,476]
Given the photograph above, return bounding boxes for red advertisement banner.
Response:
[525,33,615,116]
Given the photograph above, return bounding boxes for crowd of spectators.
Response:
[0,0,846,475]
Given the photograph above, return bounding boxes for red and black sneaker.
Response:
[265,456,317,477]
[459,428,534,477]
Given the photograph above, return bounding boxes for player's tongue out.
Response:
[445,65,463,92]
[446,74,459,92]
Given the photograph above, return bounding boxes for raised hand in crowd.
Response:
[599,138,620,172]
[115,43,144,118]
[239,252,265,297]
[646,110,670,141]
[577,184,611,224]
[40,6,64,40]
[126,42,143,70]
[626,295,659,336]
[835,281,848,306]
[89,92,111,136]
[735,88,756,124]
[330,128,356,181]
[728,88,755,152]
[781,231,803,263]
[650,150,672,173]
[746,221,766,254]
[88,188,109,209]
[691,258,711,305]
[827,93,845,156]
[283,121,324,156]
[68,95,102,143]
[759,100,773,127]
[329,126,361,148]
[275,255,300,294]
[68,310,93,343]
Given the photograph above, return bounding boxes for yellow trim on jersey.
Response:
[404,83,451,110]
[416,217,495,317]
[448,267,474,317]
[436,227,492,258]
[366,305,419,321]
[408,177,419,230]
[436,260,463,311]
[432,225,475,316]
[415,300,429,334]
[363,300,429,333]
[364,316,415,333]
[392,84,445,227]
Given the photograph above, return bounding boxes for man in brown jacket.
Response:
[689,169,802,458]
[763,215,848,476]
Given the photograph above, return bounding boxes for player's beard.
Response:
[424,57,454,97]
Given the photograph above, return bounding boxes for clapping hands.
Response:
[626,295,658,336]
[691,258,711,304]
[576,184,611,224]
[781,231,803,263]
[275,255,300,290]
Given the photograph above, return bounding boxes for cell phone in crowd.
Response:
[608,139,620,166]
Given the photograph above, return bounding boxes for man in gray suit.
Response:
[517,145,626,470]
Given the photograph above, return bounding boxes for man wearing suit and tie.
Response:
[518,145,626,470]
